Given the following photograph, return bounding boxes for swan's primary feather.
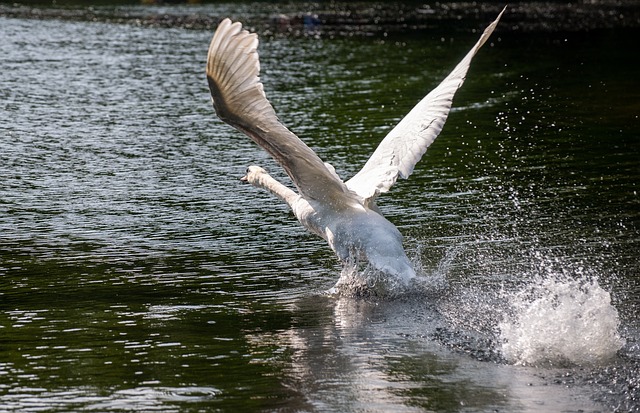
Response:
[346,7,506,202]
[206,19,357,207]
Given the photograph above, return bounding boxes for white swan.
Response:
[206,9,505,286]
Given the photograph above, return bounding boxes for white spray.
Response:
[499,275,625,366]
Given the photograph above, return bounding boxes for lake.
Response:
[1,2,638,412]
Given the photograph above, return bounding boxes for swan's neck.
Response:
[248,170,299,207]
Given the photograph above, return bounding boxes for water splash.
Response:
[328,245,451,298]
[499,275,625,366]
[328,243,625,369]
[329,260,411,298]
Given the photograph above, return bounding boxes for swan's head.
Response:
[240,165,268,184]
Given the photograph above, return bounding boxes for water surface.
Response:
[1,4,639,412]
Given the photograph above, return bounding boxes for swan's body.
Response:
[206,10,505,286]
[243,165,415,283]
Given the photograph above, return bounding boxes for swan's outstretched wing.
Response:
[206,19,356,206]
[346,7,506,201]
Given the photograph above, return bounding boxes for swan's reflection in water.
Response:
[246,295,605,412]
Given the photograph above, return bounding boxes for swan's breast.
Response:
[289,197,406,267]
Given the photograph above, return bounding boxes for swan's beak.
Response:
[240,174,248,183]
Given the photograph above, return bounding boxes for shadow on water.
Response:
[0,2,639,412]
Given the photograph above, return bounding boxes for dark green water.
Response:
[1,3,638,412]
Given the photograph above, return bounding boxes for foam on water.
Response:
[499,275,625,366]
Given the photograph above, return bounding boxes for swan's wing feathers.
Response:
[207,20,274,127]
[207,19,356,206]
[346,7,506,201]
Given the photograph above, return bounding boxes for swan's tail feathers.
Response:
[346,7,506,203]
